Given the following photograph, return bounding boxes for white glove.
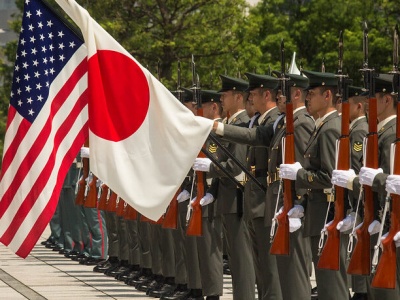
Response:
[359,167,383,187]
[279,162,302,180]
[289,218,302,233]
[336,213,356,232]
[331,169,356,189]
[177,190,190,203]
[386,174,400,195]
[394,231,400,248]
[80,147,90,158]
[287,205,304,218]
[368,220,381,235]
[200,193,215,206]
[193,158,212,172]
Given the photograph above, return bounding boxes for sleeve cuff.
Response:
[215,122,225,136]
[346,175,357,190]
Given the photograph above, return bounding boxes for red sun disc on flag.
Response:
[88,50,150,142]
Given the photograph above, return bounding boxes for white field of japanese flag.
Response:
[55,0,212,220]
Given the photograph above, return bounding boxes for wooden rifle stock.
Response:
[98,184,109,211]
[116,198,125,217]
[162,189,180,229]
[186,168,204,236]
[75,156,89,206]
[347,97,378,275]
[270,102,294,255]
[318,103,350,270]
[124,204,138,220]
[84,174,98,208]
[106,191,117,212]
[186,57,203,236]
[371,97,400,288]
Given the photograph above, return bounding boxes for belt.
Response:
[267,170,280,185]
[245,167,267,183]
[306,188,334,202]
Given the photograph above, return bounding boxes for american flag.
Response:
[0,0,88,258]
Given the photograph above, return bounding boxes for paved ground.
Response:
[0,226,236,300]
[0,226,318,300]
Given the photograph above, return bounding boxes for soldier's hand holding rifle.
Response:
[193,158,212,172]
[331,169,356,190]
[274,204,304,233]
[80,146,90,158]
[177,190,190,203]
[279,161,302,180]
[359,166,383,186]
[386,174,400,195]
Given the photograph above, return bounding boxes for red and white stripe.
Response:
[0,45,88,258]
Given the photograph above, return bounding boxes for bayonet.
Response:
[176,60,183,103]
[321,57,326,73]
[391,25,400,95]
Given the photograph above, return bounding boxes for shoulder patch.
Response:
[208,143,218,154]
[353,141,363,152]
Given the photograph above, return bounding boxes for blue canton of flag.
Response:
[10,0,83,123]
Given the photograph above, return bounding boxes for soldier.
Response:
[331,86,368,300]
[162,88,202,300]
[213,73,314,299]
[332,74,399,299]
[279,70,350,300]
[212,72,281,299]
[195,89,224,300]
[193,75,255,300]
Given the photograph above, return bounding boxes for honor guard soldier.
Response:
[333,74,399,299]
[213,72,282,299]
[279,70,350,300]
[331,86,368,300]
[193,75,255,300]
[194,90,224,300]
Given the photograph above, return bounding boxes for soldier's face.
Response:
[220,91,235,113]
[201,102,214,120]
[248,88,265,113]
[306,87,326,117]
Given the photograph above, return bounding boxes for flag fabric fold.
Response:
[55,0,213,220]
[0,0,88,258]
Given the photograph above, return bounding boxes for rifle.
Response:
[124,203,138,220]
[270,40,293,256]
[106,191,118,212]
[186,54,204,236]
[163,60,183,230]
[97,183,109,211]
[75,143,89,206]
[116,197,125,217]
[371,25,400,289]
[84,173,98,208]
[347,21,379,276]
[317,31,350,270]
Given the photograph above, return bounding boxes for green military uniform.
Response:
[349,75,399,299]
[221,73,282,299]
[207,75,255,300]
[196,90,224,297]
[294,71,349,300]
[347,87,369,296]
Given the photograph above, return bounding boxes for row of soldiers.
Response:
[43,65,400,300]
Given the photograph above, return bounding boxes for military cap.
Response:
[374,73,393,94]
[218,75,248,92]
[245,72,279,91]
[180,87,194,103]
[348,86,366,98]
[286,73,309,89]
[302,70,337,90]
[201,90,220,103]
